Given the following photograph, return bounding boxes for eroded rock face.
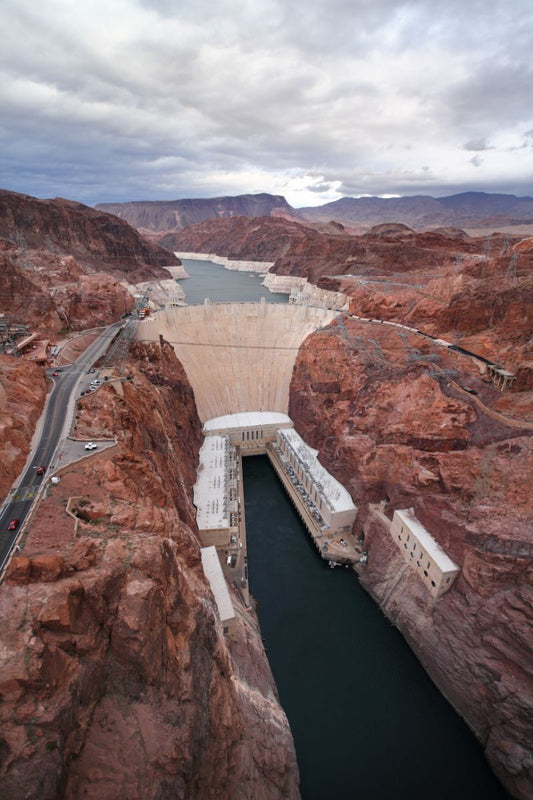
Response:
[0,189,181,334]
[1,340,299,799]
[289,317,533,800]
[0,189,179,279]
[0,354,48,497]
[165,214,486,283]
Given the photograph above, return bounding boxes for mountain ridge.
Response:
[96,190,533,233]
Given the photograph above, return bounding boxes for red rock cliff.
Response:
[0,189,179,280]
[1,340,299,799]
[290,317,532,800]
[0,354,48,497]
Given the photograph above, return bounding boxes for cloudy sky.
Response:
[1,0,532,207]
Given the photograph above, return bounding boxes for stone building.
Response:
[390,508,460,597]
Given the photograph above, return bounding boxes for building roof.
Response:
[394,509,459,573]
[278,427,355,513]
[193,435,229,530]
[200,547,235,623]
[204,411,292,432]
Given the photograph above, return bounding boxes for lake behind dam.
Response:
[178,258,289,305]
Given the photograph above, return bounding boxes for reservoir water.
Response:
[243,456,510,800]
[178,258,289,305]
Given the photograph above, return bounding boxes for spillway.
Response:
[136,302,338,421]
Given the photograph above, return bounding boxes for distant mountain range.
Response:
[299,192,533,229]
[96,193,303,233]
[96,191,533,233]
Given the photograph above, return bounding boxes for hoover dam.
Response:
[137,302,338,421]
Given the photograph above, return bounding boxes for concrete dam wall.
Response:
[136,302,338,421]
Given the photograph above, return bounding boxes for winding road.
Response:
[0,323,122,575]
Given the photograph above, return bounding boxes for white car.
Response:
[84,442,97,450]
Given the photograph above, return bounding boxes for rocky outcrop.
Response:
[96,193,304,233]
[0,339,299,799]
[159,215,306,262]
[0,188,178,281]
[289,316,533,799]
[0,354,48,497]
[0,187,182,334]
[0,240,135,334]
[52,274,135,332]
[161,214,488,284]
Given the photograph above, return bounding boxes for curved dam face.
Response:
[136,302,338,421]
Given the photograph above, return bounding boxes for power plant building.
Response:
[275,427,357,535]
[204,411,293,453]
[390,508,460,597]
[193,435,239,548]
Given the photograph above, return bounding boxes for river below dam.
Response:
[243,456,510,800]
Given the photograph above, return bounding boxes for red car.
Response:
[7,518,19,531]
[52,371,59,376]
[36,466,45,475]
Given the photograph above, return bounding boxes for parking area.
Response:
[50,437,116,473]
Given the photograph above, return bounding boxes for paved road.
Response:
[0,323,122,573]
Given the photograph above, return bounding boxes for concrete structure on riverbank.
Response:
[137,302,338,421]
[194,435,239,548]
[200,546,237,638]
[204,411,293,452]
[390,508,460,597]
[196,412,359,570]
[275,428,357,535]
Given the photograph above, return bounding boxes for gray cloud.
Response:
[463,139,493,152]
[0,0,532,206]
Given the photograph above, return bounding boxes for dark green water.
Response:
[178,259,289,305]
[243,456,510,800]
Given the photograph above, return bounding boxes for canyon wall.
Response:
[1,339,299,799]
[0,189,178,279]
[161,214,496,284]
[289,316,533,800]
[136,303,338,421]
[0,189,183,335]
[0,354,48,497]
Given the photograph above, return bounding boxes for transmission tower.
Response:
[101,289,153,370]
[500,234,511,257]
[506,252,518,282]
[0,320,30,356]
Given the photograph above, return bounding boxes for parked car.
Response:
[84,442,97,450]
[7,518,19,531]
[52,371,59,376]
